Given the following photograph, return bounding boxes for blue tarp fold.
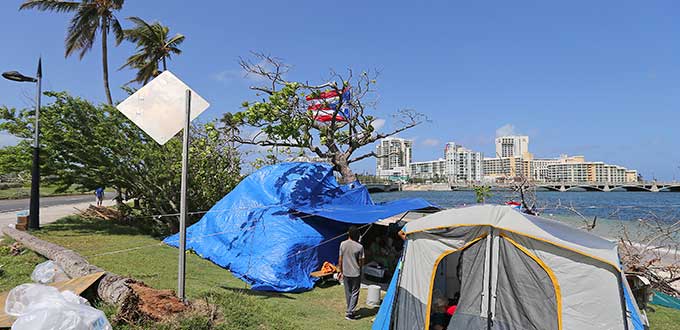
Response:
[164,162,436,292]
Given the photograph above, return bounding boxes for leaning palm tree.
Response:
[120,17,185,85]
[20,0,124,105]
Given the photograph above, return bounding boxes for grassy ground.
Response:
[0,184,84,200]
[0,238,46,291]
[30,216,377,329]
[647,304,680,330]
[2,215,678,329]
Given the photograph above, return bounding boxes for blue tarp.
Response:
[164,162,436,292]
[652,291,680,310]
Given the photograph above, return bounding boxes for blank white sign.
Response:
[116,71,210,145]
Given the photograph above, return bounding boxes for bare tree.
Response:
[229,52,425,183]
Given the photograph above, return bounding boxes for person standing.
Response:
[338,225,364,320]
[95,187,104,206]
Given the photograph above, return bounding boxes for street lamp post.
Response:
[2,58,42,230]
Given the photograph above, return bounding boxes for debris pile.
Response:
[78,205,124,221]
[9,242,24,256]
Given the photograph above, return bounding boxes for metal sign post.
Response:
[116,71,209,301]
[177,89,191,301]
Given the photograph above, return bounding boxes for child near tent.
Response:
[430,297,451,330]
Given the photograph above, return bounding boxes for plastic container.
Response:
[366,284,381,307]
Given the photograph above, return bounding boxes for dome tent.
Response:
[164,162,435,292]
[373,205,647,330]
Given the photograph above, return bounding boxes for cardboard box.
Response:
[16,216,28,226]
[15,223,27,231]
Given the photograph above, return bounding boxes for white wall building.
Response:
[410,159,446,181]
[445,142,483,183]
[482,156,525,182]
[495,135,529,158]
[546,157,639,183]
[375,137,412,179]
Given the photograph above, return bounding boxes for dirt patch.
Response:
[116,283,188,323]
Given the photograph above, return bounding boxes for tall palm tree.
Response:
[20,0,124,105]
[120,17,185,85]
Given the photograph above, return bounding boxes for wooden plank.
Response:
[0,272,105,329]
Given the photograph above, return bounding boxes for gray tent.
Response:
[373,205,647,330]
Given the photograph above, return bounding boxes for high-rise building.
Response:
[482,156,525,181]
[546,159,639,183]
[445,142,483,183]
[495,135,530,158]
[410,159,446,181]
[375,137,412,180]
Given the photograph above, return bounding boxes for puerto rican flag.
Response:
[306,88,351,122]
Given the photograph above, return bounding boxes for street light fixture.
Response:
[2,58,42,230]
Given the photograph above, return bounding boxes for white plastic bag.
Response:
[5,284,112,330]
[5,284,63,317]
[11,301,111,330]
[31,260,69,284]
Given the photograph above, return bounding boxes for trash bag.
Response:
[31,260,69,284]
[5,284,63,316]
[5,284,112,330]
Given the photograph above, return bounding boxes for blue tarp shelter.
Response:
[164,162,436,292]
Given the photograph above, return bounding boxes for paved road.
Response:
[0,192,115,213]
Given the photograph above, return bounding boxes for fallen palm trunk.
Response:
[1,225,186,321]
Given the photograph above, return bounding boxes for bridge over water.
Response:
[451,182,680,192]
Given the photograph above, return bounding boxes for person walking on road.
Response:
[338,225,364,320]
[95,187,104,206]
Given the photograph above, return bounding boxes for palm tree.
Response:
[473,185,492,204]
[120,17,185,85]
[20,0,124,105]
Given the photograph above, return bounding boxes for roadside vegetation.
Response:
[0,184,84,200]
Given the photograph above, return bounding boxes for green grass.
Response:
[31,216,376,330]
[0,184,85,200]
[0,238,47,292]
[648,304,680,330]
[14,215,680,329]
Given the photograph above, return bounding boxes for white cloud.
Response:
[371,118,386,130]
[422,138,440,147]
[495,124,518,137]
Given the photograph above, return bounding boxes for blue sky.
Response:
[1,1,680,180]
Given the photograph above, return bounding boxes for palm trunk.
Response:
[102,24,113,105]
[162,57,167,71]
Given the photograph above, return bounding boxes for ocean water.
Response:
[370,191,680,239]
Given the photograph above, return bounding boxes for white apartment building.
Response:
[482,157,525,182]
[445,142,483,183]
[495,135,529,158]
[527,158,561,182]
[410,159,446,181]
[546,159,639,183]
[375,137,413,179]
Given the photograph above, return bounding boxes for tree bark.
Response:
[334,155,357,184]
[102,21,114,106]
[2,225,135,305]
